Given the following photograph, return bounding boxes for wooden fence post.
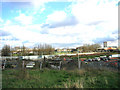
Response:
[22,61,25,69]
[78,60,81,70]
[78,52,81,69]
[3,58,6,70]
[59,61,62,70]
[40,62,42,70]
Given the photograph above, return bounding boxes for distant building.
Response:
[103,42,107,47]
[55,48,77,53]
[71,48,77,53]
[76,47,83,53]
[97,42,118,52]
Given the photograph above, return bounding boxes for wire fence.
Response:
[1,58,120,72]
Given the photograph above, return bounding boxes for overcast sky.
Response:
[0,0,118,49]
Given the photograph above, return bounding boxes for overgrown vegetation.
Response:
[2,68,120,88]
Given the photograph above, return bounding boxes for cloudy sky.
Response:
[0,0,118,49]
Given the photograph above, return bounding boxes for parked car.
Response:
[26,64,34,68]
[54,57,61,61]
[109,61,118,67]
[100,57,110,61]
[47,56,52,59]
[83,60,88,64]
[26,62,35,68]
[11,64,17,68]
[87,59,92,62]
[94,57,100,61]
[47,56,54,59]
[92,58,96,61]
[83,60,87,62]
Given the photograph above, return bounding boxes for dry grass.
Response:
[15,69,30,79]
[77,69,86,75]
[63,79,84,88]
[67,69,86,75]
[104,77,108,85]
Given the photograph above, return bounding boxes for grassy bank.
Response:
[2,68,120,88]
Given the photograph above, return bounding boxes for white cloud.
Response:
[33,8,46,15]
[47,11,67,23]
[3,25,39,41]
[0,18,3,23]
[40,8,45,13]
[69,0,118,45]
[31,0,46,9]
[71,0,118,25]
[24,24,42,32]
[14,13,33,25]
[5,20,11,25]
[16,10,22,14]
[2,40,23,47]
[31,0,57,12]
[45,11,78,28]
[1,0,118,48]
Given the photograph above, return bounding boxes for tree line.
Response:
[1,43,101,56]
[77,44,101,52]
[1,44,55,56]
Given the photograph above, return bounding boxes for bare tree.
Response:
[36,43,54,55]
[21,45,29,56]
[77,43,101,52]
[90,44,101,52]
[33,47,38,55]
[1,45,11,56]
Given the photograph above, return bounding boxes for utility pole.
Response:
[11,47,13,60]
[78,48,81,69]
[0,38,1,89]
